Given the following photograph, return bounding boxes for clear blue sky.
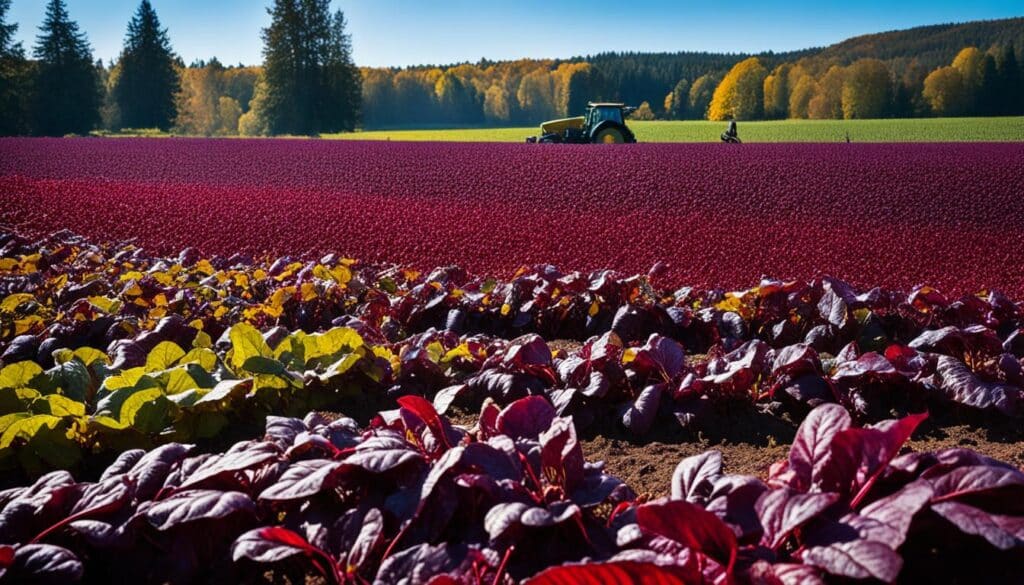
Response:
[8,0,1023,67]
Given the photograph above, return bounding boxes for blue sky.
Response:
[8,0,1023,67]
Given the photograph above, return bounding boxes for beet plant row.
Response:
[1,231,1022,476]
[4,139,1024,295]
[1,398,1021,584]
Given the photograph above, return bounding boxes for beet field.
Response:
[1,137,1023,584]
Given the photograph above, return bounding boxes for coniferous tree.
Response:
[995,46,1021,115]
[977,53,999,116]
[321,9,361,132]
[113,1,180,130]
[31,0,100,135]
[0,0,31,135]
[258,0,360,135]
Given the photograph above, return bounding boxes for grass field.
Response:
[322,117,1024,143]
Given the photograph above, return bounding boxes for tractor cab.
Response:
[586,103,626,130]
[527,102,638,144]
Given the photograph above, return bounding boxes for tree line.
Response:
[702,47,1022,121]
[0,2,1021,136]
[0,0,360,137]
[362,45,1022,126]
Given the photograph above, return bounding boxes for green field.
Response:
[322,117,1024,143]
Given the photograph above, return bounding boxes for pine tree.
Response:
[113,1,180,130]
[977,53,999,116]
[31,0,100,135]
[0,0,31,135]
[258,0,360,135]
[995,46,1021,115]
[320,9,361,132]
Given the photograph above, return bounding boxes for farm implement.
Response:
[526,102,638,144]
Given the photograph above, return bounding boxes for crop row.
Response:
[1,398,1021,584]
[0,231,1021,477]
[2,139,1024,295]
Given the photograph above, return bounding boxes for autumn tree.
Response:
[893,59,929,117]
[361,68,395,127]
[483,84,511,123]
[762,64,791,119]
[391,69,439,125]
[808,65,845,119]
[216,96,241,135]
[952,48,984,90]
[31,0,100,135]
[517,68,556,122]
[630,101,656,120]
[175,60,228,135]
[663,78,689,120]
[841,59,892,119]
[113,1,179,130]
[922,66,967,116]
[709,57,767,120]
[239,75,269,136]
[787,69,817,118]
[687,73,718,120]
[558,62,596,118]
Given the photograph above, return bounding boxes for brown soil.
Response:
[585,424,1024,499]
[584,436,789,498]
[441,404,1024,500]
[548,339,584,356]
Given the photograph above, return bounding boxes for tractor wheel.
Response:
[593,127,625,144]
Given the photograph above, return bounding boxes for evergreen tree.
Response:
[0,0,31,135]
[995,46,1021,115]
[977,53,999,116]
[31,0,100,135]
[259,0,360,135]
[320,9,361,131]
[113,1,180,130]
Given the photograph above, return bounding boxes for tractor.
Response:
[526,102,638,144]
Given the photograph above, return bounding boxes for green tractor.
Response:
[526,102,638,144]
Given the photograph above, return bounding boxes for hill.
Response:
[817,17,1024,70]
[356,16,1023,128]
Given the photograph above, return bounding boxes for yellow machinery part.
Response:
[540,116,585,136]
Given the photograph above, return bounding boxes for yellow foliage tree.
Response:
[630,101,656,120]
[688,74,718,120]
[216,96,242,135]
[763,64,791,119]
[516,68,556,121]
[841,59,892,119]
[708,57,768,120]
[788,70,818,119]
[923,66,968,116]
[238,75,268,136]
[483,84,510,123]
[952,47,984,90]
[175,66,220,135]
[808,65,845,119]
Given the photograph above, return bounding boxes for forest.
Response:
[0,1,1021,136]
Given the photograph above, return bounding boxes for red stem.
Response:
[517,452,545,504]
[491,545,515,585]
[30,497,127,545]
[380,514,417,562]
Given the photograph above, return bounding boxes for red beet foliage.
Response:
[2,138,1022,295]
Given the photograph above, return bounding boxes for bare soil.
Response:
[441,403,1024,499]
[585,424,1024,498]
